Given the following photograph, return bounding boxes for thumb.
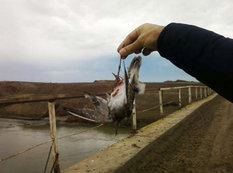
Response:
[142,48,154,56]
[119,38,143,59]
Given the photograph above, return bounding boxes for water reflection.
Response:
[0,118,130,173]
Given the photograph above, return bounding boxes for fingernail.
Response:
[119,48,126,55]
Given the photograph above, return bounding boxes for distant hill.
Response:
[164,79,196,83]
[0,81,114,120]
[93,80,114,83]
[0,80,201,122]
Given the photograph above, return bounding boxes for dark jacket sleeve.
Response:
[157,23,233,102]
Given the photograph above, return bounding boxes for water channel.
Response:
[0,118,130,173]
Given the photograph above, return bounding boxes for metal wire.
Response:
[0,123,103,163]
[49,153,59,173]
[43,141,53,173]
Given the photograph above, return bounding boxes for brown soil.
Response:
[117,95,233,172]
[0,81,202,127]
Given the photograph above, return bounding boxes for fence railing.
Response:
[158,86,213,115]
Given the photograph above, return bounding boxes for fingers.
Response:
[135,48,143,54]
[119,38,143,59]
[142,48,153,56]
[117,29,139,53]
[117,23,164,58]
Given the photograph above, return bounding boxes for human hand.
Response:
[117,23,164,59]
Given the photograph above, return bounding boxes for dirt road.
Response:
[118,96,233,172]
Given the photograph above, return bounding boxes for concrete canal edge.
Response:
[63,93,217,173]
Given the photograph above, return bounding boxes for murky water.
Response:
[0,118,130,173]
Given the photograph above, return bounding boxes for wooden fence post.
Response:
[188,87,192,104]
[131,99,137,132]
[195,87,198,99]
[178,89,181,108]
[159,90,163,115]
[205,87,207,97]
[48,101,61,173]
[200,87,203,98]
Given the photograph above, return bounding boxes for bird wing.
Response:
[83,93,112,123]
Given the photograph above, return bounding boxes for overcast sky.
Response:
[0,0,232,82]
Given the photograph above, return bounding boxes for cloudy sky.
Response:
[0,0,232,82]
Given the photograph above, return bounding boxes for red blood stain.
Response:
[112,89,119,97]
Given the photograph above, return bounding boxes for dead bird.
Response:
[107,56,145,132]
[66,56,145,134]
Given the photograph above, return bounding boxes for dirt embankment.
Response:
[118,95,233,172]
[0,81,201,124]
[0,81,114,120]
